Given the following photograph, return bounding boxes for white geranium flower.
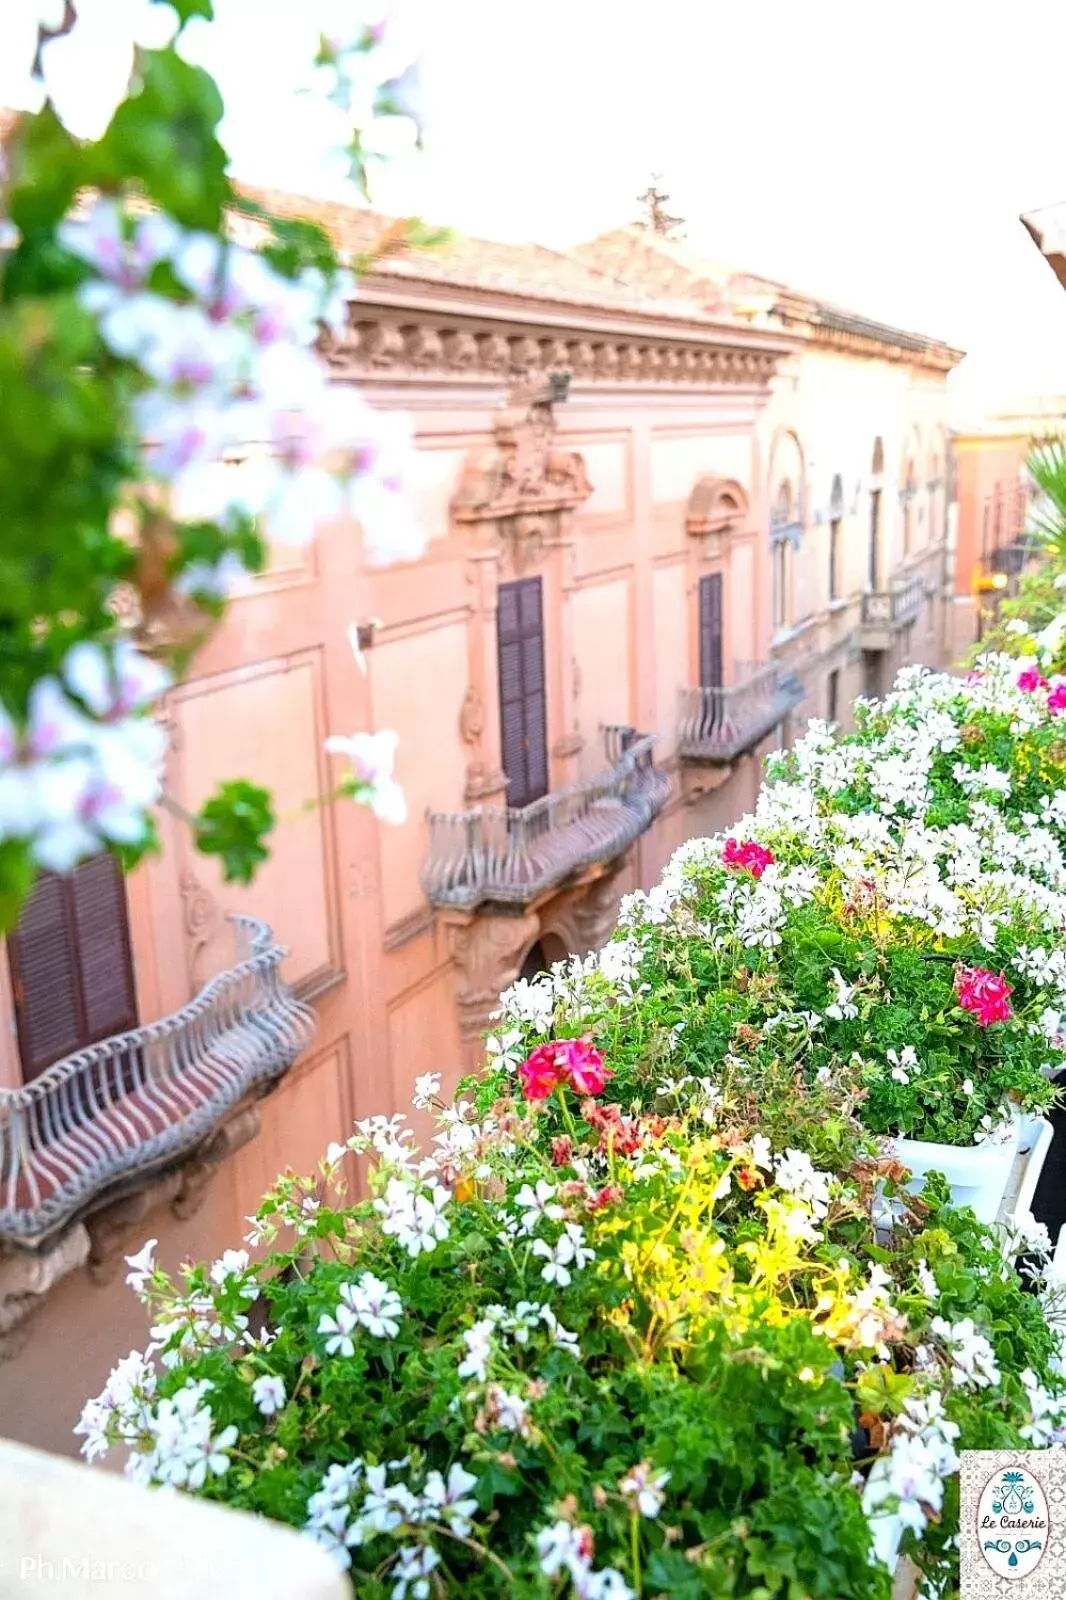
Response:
[251,1375,286,1417]
[325,728,407,825]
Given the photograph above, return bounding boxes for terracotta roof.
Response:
[575,226,962,363]
[233,185,663,314]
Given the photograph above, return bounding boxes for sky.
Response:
[11,0,1066,416]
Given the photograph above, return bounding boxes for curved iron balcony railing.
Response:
[423,729,672,911]
[678,663,805,764]
[0,915,316,1248]
[861,573,926,631]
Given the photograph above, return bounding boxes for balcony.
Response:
[0,916,315,1249]
[989,536,1038,578]
[860,572,926,648]
[678,663,805,764]
[422,728,672,911]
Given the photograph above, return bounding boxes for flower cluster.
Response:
[78,632,1066,1598]
[954,965,1014,1027]
[517,1037,612,1101]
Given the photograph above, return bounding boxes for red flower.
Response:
[736,1166,762,1191]
[1018,667,1049,693]
[517,1037,613,1101]
[723,837,775,879]
[954,965,1013,1026]
[518,1044,565,1101]
[1049,683,1066,715]
[560,1037,613,1096]
[588,1183,624,1211]
[550,1135,574,1167]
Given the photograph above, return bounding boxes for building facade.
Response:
[0,198,960,1452]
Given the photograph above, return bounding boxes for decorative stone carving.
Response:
[540,338,570,370]
[459,686,484,745]
[330,310,786,391]
[594,343,619,379]
[179,868,219,990]
[509,335,541,369]
[357,320,404,366]
[685,477,750,554]
[570,859,633,951]
[451,375,594,561]
[618,345,642,380]
[402,324,444,367]
[442,329,478,368]
[477,333,511,371]
[445,909,541,1055]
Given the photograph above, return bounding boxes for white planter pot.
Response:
[1010,1118,1054,1234]
[893,1118,1021,1223]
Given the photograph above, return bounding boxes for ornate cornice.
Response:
[324,304,785,391]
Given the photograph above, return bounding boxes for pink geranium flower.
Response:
[1048,683,1066,715]
[722,837,775,879]
[954,966,1013,1026]
[517,1038,613,1101]
[1017,667,1049,693]
[518,1045,565,1101]
[559,1037,613,1096]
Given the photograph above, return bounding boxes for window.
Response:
[827,667,840,725]
[772,539,789,631]
[698,573,724,689]
[829,518,841,601]
[902,460,916,556]
[868,488,882,589]
[497,576,549,810]
[771,481,794,632]
[8,855,138,1080]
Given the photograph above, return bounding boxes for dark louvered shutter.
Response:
[8,873,83,1077]
[8,855,137,1080]
[70,854,138,1042]
[497,576,549,809]
[698,573,724,690]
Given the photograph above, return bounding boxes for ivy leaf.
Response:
[195,780,275,885]
[0,840,38,937]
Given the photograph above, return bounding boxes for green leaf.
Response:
[154,0,214,22]
[195,780,275,885]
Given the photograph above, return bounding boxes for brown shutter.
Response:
[7,855,137,1081]
[497,576,549,809]
[698,573,724,690]
[70,854,138,1043]
[8,873,83,1078]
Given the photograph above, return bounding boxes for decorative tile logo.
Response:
[961,1450,1066,1597]
[978,1467,1048,1579]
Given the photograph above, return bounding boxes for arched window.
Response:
[771,480,796,630]
[828,474,844,601]
[901,457,917,555]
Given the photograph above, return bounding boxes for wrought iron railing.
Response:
[861,573,926,630]
[423,729,671,910]
[0,916,315,1247]
[990,536,1039,577]
[678,662,805,763]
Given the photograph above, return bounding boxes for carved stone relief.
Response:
[445,909,541,1054]
[179,868,220,991]
[459,686,484,745]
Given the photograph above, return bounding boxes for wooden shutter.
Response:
[8,855,137,1080]
[70,855,138,1043]
[497,576,549,809]
[698,573,724,690]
